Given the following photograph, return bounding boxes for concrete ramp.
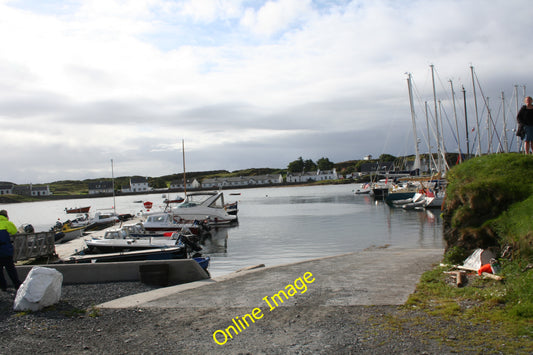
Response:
[99,247,443,309]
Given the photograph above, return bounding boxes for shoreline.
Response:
[0,180,361,204]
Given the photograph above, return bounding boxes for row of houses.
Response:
[0,184,52,196]
[87,170,338,194]
[6,164,427,196]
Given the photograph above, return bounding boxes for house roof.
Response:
[130,177,148,183]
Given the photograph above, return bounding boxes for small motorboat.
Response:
[163,195,185,204]
[84,231,203,256]
[52,221,86,243]
[65,206,91,214]
[142,213,211,236]
[71,211,120,231]
[171,191,238,226]
[85,236,183,253]
[64,247,188,263]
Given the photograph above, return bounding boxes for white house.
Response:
[130,177,152,192]
[170,178,201,190]
[11,184,52,196]
[0,184,13,195]
[88,181,114,195]
[122,177,152,193]
[31,185,52,196]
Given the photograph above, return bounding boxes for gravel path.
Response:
[0,281,523,354]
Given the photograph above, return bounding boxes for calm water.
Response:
[2,184,444,277]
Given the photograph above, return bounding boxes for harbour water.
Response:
[2,184,444,277]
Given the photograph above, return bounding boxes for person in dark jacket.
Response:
[0,210,22,291]
[516,96,533,154]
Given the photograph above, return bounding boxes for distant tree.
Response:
[344,166,355,175]
[354,160,366,172]
[317,157,334,171]
[304,159,317,172]
[287,157,304,173]
[149,177,168,189]
[379,154,397,162]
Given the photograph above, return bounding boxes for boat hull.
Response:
[65,206,91,214]
[65,247,188,263]
[85,238,182,254]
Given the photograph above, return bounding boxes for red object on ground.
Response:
[478,263,493,275]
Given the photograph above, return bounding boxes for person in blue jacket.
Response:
[0,209,21,291]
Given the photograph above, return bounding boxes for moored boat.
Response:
[64,247,188,263]
[65,206,91,214]
[71,211,120,231]
[142,212,210,236]
[171,191,238,226]
[84,235,183,253]
[53,221,86,243]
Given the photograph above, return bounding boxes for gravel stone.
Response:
[0,281,523,354]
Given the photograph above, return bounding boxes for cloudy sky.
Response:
[0,0,531,184]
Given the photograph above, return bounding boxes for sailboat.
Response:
[386,68,449,208]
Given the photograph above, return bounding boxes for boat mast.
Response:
[406,73,421,174]
[450,80,463,162]
[425,101,432,173]
[111,159,116,215]
[515,85,521,152]
[182,139,187,197]
[502,92,509,153]
[430,65,443,174]
[470,65,482,156]
[486,96,492,154]
[462,86,470,158]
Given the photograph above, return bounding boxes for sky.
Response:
[0,0,532,184]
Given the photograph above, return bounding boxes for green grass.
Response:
[403,153,533,352]
[405,261,533,352]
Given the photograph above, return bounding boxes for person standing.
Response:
[0,209,22,291]
[516,96,533,154]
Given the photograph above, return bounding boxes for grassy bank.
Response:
[405,153,533,352]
